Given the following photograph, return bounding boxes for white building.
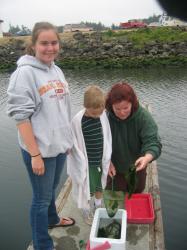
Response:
[0,20,4,37]
[160,13,187,27]
[63,23,93,32]
[148,22,161,27]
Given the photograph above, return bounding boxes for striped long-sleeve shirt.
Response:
[82,115,103,168]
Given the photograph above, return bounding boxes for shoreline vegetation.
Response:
[0,27,187,72]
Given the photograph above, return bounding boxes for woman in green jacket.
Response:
[106,82,162,193]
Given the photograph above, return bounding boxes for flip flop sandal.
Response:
[48,217,75,229]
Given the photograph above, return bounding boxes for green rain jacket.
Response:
[108,104,162,173]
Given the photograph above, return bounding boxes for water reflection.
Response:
[0,67,187,250]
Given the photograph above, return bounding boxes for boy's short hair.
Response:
[84,85,105,109]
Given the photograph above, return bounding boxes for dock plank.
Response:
[27,161,165,250]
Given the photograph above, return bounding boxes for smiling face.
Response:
[33,29,60,65]
[112,100,132,120]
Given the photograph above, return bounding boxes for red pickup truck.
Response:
[120,21,147,29]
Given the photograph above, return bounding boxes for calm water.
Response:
[0,67,187,250]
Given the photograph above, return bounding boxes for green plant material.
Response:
[112,200,118,210]
[54,57,187,71]
[102,27,187,47]
[79,240,85,250]
[104,199,118,218]
[97,220,121,239]
[105,29,115,37]
[103,190,124,218]
[125,164,137,198]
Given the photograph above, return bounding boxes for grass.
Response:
[0,36,30,46]
[102,27,187,47]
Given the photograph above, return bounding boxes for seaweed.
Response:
[103,189,124,218]
[104,199,119,217]
[125,164,137,198]
[97,220,121,239]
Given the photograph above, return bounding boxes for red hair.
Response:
[106,82,138,113]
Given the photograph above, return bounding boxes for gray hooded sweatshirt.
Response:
[7,55,73,157]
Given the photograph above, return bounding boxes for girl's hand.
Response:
[31,155,45,176]
[135,153,153,171]
[108,162,116,177]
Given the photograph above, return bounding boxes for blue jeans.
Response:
[21,149,67,250]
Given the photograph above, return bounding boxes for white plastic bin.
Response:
[90,208,127,250]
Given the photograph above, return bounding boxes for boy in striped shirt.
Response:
[67,85,112,225]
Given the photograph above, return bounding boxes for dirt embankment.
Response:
[0,29,187,71]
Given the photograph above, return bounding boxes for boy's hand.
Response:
[108,162,116,177]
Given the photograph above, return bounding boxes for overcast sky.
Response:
[1,0,164,32]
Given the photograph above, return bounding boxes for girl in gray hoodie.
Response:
[7,22,75,250]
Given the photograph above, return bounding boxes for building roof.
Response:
[64,23,89,29]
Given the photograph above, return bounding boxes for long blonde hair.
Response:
[26,22,61,56]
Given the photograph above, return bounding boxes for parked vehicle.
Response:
[16,30,31,36]
[120,21,147,29]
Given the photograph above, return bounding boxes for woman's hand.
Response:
[108,162,116,177]
[135,153,153,171]
[32,155,45,176]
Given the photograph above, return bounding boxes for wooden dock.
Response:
[27,104,165,250]
[27,161,165,250]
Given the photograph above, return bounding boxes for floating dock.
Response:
[27,160,165,250]
[28,104,165,250]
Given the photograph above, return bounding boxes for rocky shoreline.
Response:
[0,30,187,71]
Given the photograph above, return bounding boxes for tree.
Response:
[8,24,31,35]
[111,23,119,30]
[8,24,20,35]
[80,21,108,31]
[142,14,162,24]
[57,26,64,33]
